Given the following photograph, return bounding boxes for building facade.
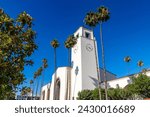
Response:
[107,70,150,89]
[41,27,118,100]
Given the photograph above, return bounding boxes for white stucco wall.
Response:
[81,36,98,90]
[107,77,131,88]
[71,27,99,99]
[41,83,51,100]
[146,71,150,76]
[107,71,150,88]
[50,67,71,100]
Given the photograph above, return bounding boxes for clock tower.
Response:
[71,27,99,99]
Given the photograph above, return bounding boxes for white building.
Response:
[41,26,149,100]
[41,26,117,100]
[107,70,150,89]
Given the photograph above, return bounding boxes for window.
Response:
[107,83,111,88]
[54,79,60,100]
[127,79,132,84]
[42,90,45,100]
[47,88,50,100]
[71,61,74,68]
[76,33,79,38]
[85,32,91,39]
[116,84,119,88]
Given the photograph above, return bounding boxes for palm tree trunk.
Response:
[40,69,44,100]
[139,67,142,73]
[69,48,71,67]
[53,48,57,100]
[66,49,69,100]
[92,28,101,100]
[87,27,102,100]
[126,63,130,75]
[68,48,71,100]
[65,71,69,100]
[32,79,35,100]
[65,49,71,100]
[100,21,108,100]
[30,83,32,99]
[36,78,39,97]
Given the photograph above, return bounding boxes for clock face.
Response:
[86,44,93,52]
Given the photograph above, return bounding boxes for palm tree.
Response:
[84,6,110,100]
[21,87,31,97]
[40,58,48,99]
[29,80,33,98]
[97,6,110,100]
[137,60,144,72]
[32,72,37,99]
[26,87,32,96]
[124,56,131,75]
[35,67,43,97]
[64,35,77,100]
[84,11,101,100]
[32,67,43,99]
[84,11,99,28]
[65,35,77,66]
[50,39,59,100]
[21,87,26,96]
[30,80,34,87]
[124,56,131,62]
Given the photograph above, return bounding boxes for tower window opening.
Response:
[76,33,79,38]
[85,32,91,39]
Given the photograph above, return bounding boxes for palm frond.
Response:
[97,6,110,22]
[84,11,98,27]
[51,39,59,48]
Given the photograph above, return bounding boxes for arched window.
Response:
[42,90,45,100]
[54,78,60,100]
[47,88,50,100]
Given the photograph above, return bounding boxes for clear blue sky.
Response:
[1,0,150,89]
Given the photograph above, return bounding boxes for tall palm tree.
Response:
[124,56,131,75]
[64,35,77,100]
[124,56,131,62]
[32,66,43,99]
[84,11,101,100]
[32,72,37,99]
[65,35,77,66]
[21,87,27,96]
[30,80,34,87]
[35,67,43,97]
[26,87,32,97]
[84,6,110,100]
[29,80,33,98]
[50,39,59,100]
[84,11,99,27]
[97,6,110,100]
[40,58,48,99]
[21,87,31,97]
[137,60,144,72]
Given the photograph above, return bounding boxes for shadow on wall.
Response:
[89,76,111,89]
[89,76,98,87]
